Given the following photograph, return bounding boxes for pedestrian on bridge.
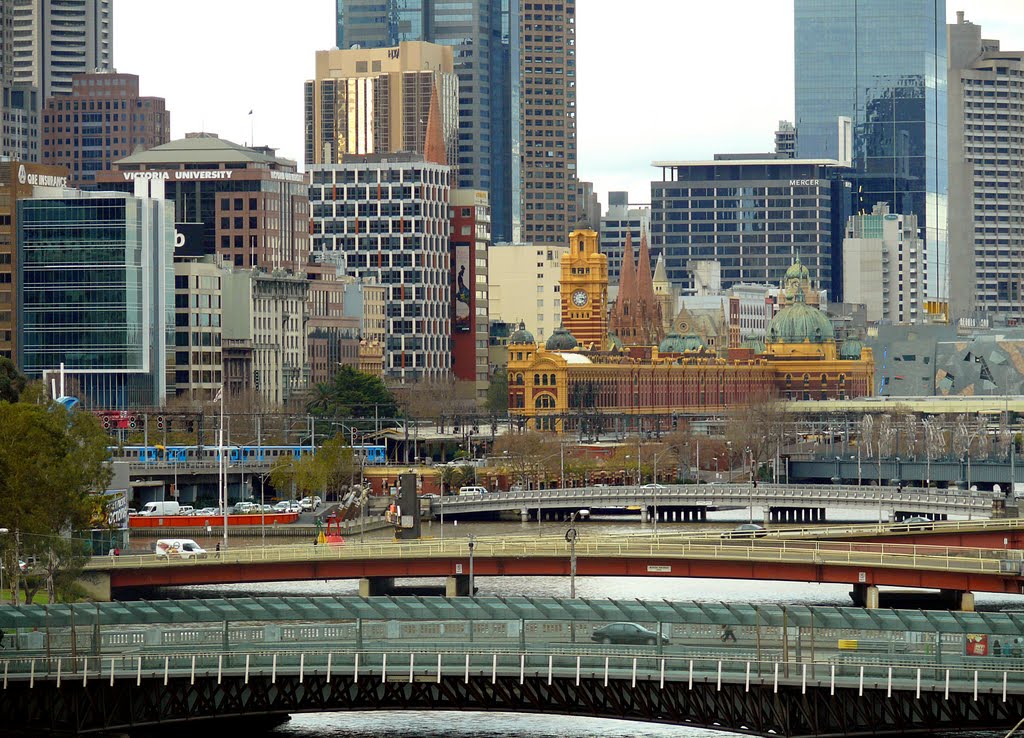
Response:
[215,543,220,559]
[720,624,737,643]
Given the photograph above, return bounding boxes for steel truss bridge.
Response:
[1,596,1023,736]
[434,483,1000,521]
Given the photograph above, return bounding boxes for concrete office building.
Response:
[948,12,1024,321]
[795,0,948,303]
[519,0,578,245]
[308,154,452,382]
[0,0,112,160]
[334,1,517,243]
[16,185,174,408]
[304,42,458,167]
[96,133,309,273]
[600,191,650,282]
[843,203,927,324]
[222,269,309,406]
[338,275,386,377]
[775,121,796,158]
[449,188,490,404]
[171,258,224,401]
[1,84,39,160]
[0,159,68,362]
[488,242,567,344]
[651,155,851,298]
[41,71,169,187]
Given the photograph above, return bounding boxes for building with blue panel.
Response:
[794,0,948,303]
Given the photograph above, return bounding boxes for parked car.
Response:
[641,483,667,490]
[891,516,933,532]
[273,501,292,512]
[313,495,322,508]
[196,507,217,517]
[138,501,180,516]
[177,505,195,516]
[288,501,302,513]
[299,497,314,511]
[233,502,255,514]
[591,622,670,646]
[721,523,767,539]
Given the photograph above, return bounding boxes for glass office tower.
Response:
[795,0,948,303]
[335,0,517,242]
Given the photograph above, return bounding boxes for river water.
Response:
[157,508,1017,738]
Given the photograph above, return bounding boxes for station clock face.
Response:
[572,289,589,307]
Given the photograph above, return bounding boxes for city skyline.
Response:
[114,0,1021,210]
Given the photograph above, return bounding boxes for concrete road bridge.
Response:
[80,534,1024,608]
[2,595,1023,736]
[435,483,1003,523]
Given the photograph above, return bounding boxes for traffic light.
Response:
[128,415,138,430]
[156,415,165,430]
[101,415,111,430]
[187,420,195,433]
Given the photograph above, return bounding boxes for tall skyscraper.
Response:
[794,0,948,303]
[0,0,113,161]
[518,0,578,245]
[335,0,517,242]
[304,42,457,167]
[947,12,1024,320]
[41,71,170,187]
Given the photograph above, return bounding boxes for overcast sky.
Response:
[114,0,1022,208]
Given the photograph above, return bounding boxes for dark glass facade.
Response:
[795,0,948,302]
[335,0,517,242]
[651,160,851,296]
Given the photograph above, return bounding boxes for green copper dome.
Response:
[839,338,863,360]
[607,333,624,351]
[545,325,578,351]
[659,331,706,353]
[766,302,834,344]
[785,259,810,283]
[509,321,536,345]
[740,336,766,354]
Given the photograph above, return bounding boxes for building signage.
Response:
[122,170,235,181]
[647,565,672,573]
[270,170,305,183]
[788,179,821,187]
[174,223,209,258]
[18,164,68,188]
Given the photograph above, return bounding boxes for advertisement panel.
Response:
[453,244,471,333]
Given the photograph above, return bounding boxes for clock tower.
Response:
[559,222,608,349]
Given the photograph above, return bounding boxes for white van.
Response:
[458,486,488,496]
[139,501,180,516]
[154,539,207,560]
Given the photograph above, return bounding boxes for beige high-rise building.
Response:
[519,1,578,245]
[948,12,1024,320]
[488,242,568,343]
[304,41,458,166]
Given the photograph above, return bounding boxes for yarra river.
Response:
[142,508,1020,738]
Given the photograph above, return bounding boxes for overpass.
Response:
[434,483,1003,523]
[81,534,1024,608]
[1,595,1022,736]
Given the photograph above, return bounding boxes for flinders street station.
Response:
[507,222,874,432]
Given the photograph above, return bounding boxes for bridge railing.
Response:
[3,646,1024,698]
[86,534,1024,576]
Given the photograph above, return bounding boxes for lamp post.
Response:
[0,528,7,602]
[747,447,754,523]
[467,534,476,597]
[565,518,578,599]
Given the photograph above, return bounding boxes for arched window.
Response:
[516,373,524,385]
[541,374,548,386]
[785,374,792,388]
[534,373,540,385]
[820,373,828,386]
[803,373,810,387]
[549,374,556,385]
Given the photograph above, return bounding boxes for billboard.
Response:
[453,244,471,333]
[174,222,210,258]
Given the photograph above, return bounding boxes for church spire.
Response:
[636,228,655,304]
[423,82,447,165]
[618,230,637,305]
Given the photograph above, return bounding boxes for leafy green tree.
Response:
[306,366,397,418]
[270,437,357,502]
[0,357,27,403]
[485,371,508,415]
[0,391,112,604]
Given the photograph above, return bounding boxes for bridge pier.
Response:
[78,571,111,602]
[851,584,880,608]
[941,589,976,612]
[445,574,471,597]
[358,577,396,597]
[768,507,827,524]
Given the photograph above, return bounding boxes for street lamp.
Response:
[467,534,476,597]
[565,518,578,599]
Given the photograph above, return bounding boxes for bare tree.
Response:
[492,432,559,488]
[724,392,791,475]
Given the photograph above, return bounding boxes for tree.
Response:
[0,390,112,604]
[485,371,508,416]
[306,365,397,419]
[724,392,791,479]
[492,432,559,488]
[0,357,27,403]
